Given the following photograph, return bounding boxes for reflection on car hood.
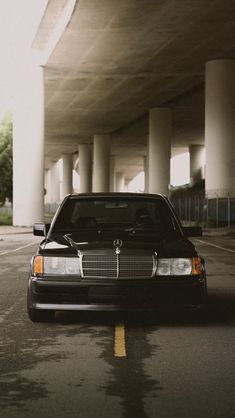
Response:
[41,229,197,258]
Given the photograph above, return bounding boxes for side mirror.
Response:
[33,223,50,237]
[183,226,202,237]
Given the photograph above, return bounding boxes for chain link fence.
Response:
[171,192,235,227]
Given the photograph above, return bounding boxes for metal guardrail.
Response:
[171,193,235,227]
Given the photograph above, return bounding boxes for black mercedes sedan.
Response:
[27,193,207,321]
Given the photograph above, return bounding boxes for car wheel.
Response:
[28,306,55,322]
[191,298,208,322]
[27,287,55,322]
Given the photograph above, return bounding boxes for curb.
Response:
[0,227,33,236]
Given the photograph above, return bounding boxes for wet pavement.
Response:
[0,232,235,418]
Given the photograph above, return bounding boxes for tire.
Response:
[28,306,55,322]
[191,297,208,321]
[195,278,208,318]
[27,286,55,322]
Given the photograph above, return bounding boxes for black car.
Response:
[27,193,207,321]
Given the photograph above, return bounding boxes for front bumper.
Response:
[28,274,207,311]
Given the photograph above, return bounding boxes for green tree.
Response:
[0,112,13,205]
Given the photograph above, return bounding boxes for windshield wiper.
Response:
[63,234,88,249]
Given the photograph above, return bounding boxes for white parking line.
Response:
[0,242,38,257]
[196,239,235,254]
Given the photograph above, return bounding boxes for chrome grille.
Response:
[82,254,154,278]
[82,255,117,278]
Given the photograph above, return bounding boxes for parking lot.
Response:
[0,229,235,418]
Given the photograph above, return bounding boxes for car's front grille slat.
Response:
[82,254,153,279]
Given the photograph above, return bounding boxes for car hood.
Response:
[40,229,197,258]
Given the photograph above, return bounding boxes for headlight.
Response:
[33,256,80,275]
[156,257,202,276]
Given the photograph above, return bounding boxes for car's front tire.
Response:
[27,286,55,322]
[27,306,55,322]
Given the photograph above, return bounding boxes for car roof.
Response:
[68,192,166,199]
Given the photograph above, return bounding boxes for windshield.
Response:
[51,197,179,237]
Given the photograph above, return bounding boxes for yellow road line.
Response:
[114,322,126,357]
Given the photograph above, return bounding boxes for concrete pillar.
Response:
[189,145,205,185]
[50,161,61,203]
[116,172,125,192]
[13,62,44,226]
[110,156,116,192]
[61,153,73,198]
[92,134,110,192]
[144,156,149,193]
[148,108,171,195]
[45,169,51,204]
[205,60,235,197]
[79,144,92,193]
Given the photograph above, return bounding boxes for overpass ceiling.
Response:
[36,0,235,177]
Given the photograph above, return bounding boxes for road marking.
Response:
[114,322,126,357]
[196,239,235,254]
[0,242,38,257]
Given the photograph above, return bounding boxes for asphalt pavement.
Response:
[0,229,235,418]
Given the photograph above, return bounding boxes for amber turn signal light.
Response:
[33,256,43,275]
[192,257,203,275]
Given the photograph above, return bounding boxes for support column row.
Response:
[79,140,125,193]
[13,59,235,226]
